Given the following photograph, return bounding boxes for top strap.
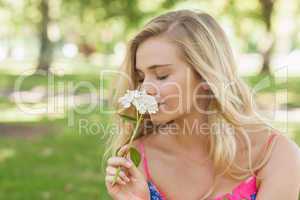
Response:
[263,132,278,153]
[138,140,152,181]
[252,132,278,175]
[137,140,168,200]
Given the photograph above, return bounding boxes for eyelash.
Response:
[138,75,169,83]
[157,75,169,80]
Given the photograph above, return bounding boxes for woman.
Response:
[104,10,300,200]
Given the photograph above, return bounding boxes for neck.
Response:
[157,112,210,156]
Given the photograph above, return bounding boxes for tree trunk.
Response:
[36,0,53,72]
[259,0,275,75]
[260,34,274,74]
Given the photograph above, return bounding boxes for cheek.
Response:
[159,80,185,110]
[161,77,198,112]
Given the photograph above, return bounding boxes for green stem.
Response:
[129,113,143,144]
[112,112,143,186]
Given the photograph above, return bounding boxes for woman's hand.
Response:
[105,144,150,200]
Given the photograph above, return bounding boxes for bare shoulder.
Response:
[255,131,300,199]
[262,131,300,183]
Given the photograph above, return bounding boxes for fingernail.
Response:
[126,161,132,167]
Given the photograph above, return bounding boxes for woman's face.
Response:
[135,36,209,125]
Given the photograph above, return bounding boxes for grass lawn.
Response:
[0,119,112,200]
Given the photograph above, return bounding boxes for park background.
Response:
[0,0,299,199]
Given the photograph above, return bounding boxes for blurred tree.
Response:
[0,0,183,72]
[36,0,54,72]
[0,0,57,72]
[61,0,183,55]
[221,0,277,75]
[258,0,276,75]
[290,0,300,49]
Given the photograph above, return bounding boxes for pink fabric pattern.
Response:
[214,176,258,200]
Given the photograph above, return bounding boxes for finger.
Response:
[107,175,126,186]
[105,175,127,186]
[106,166,130,182]
[124,157,143,179]
[107,157,132,168]
[117,144,132,157]
[106,166,118,175]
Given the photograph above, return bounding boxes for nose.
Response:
[140,80,159,97]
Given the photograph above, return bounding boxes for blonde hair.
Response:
[103,9,277,199]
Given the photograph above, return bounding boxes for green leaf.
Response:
[129,147,141,167]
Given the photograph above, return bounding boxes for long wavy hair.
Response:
[103,9,277,199]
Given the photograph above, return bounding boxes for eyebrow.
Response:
[135,64,172,72]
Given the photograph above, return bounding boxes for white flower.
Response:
[118,90,135,108]
[118,89,158,114]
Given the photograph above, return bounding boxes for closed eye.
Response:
[157,75,169,80]
[137,75,169,83]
